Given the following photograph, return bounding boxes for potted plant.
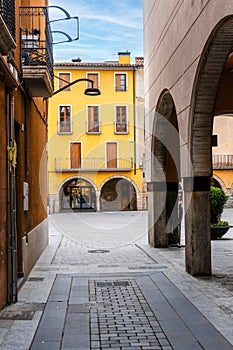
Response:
[210,186,230,239]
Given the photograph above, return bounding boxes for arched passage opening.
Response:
[100,177,137,211]
[187,16,233,275]
[60,177,97,211]
[210,177,223,189]
[148,91,180,247]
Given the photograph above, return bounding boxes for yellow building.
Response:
[212,115,233,206]
[48,52,146,212]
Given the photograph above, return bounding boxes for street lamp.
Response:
[53,78,101,96]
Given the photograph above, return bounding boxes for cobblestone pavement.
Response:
[0,211,233,349]
[89,279,170,349]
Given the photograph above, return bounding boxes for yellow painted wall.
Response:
[213,169,233,190]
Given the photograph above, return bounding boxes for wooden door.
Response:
[70,142,81,168]
[107,142,117,168]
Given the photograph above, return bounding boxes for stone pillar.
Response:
[147,182,168,247]
[183,176,211,276]
[136,192,143,211]
[54,197,60,213]
[166,182,179,245]
[96,191,100,211]
[48,194,54,214]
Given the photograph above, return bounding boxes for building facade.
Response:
[0,0,53,308]
[48,53,146,213]
[144,1,233,275]
[212,115,233,207]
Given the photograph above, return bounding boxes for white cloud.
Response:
[48,0,143,62]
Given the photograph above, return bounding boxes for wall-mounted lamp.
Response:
[52,78,101,96]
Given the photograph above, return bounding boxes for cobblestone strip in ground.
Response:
[89,279,173,350]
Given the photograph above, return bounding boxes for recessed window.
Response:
[115,106,128,133]
[87,106,100,133]
[115,73,127,91]
[58,72,71,91]
[59,105,72,133]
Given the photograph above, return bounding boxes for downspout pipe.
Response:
[133,67,136,175]
[7,93,17,304]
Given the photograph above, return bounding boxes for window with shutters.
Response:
[58,72,71,91]
[115,73,127,91]
[87,73,99,88]
[58,105,72,133]
[87,106,100,133]
[115,106,128,133]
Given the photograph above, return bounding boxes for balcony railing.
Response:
[0,0,15,40]
[55,157,133,172]
[212,155,233,169]
[20,6,54,97]
[0,0,16,55]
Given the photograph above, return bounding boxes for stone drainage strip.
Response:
[0,303,45,321]
[89,279,170,349]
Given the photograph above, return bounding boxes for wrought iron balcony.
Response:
[212,154,233,169]
[0,0,16,55]
[55,157,133,172]
[20,6,54,97]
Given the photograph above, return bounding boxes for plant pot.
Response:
[210,226,231,240]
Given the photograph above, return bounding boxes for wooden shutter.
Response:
[115,74,121,91]
[59,73,71,90]
[70,143,81,168]
[88,106,94,132]
[87,73,98,88]
[107,142,117,168]
[88,106,99,132]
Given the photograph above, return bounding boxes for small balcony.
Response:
[55,157,133,172]
[20,7,54,97]
[212,154,233,169]
[0,0,16,55]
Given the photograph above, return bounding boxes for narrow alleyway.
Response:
[0,211,233,349]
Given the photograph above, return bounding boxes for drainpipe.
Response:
[133,68,136,175]
[7,93,18,304]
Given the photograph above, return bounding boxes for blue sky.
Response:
[48,0,143,63]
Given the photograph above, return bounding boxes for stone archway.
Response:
[148,91,180,247]
[99,176,138,211]
[59,176,97,211]
[186,16,233,275]
[211,175,226,191]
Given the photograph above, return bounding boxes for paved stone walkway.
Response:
[0,211,233,349]
[29,273,232,350]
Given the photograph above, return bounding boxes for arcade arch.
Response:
[148,91,180,247]
[99,176,138,211]
[185,16,233,275]
[59,176,97,211]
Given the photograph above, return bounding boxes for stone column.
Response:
[136,192,143,211]
[96,191,100,211]
[183,176,211,276]
[147,181,168,247]
[166,182,179,245]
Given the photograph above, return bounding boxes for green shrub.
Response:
[210,186,228,225]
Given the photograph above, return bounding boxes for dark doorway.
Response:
[100,178,137,211]
[61,179,96,211]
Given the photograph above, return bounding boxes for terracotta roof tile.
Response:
[54,62,143,68]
